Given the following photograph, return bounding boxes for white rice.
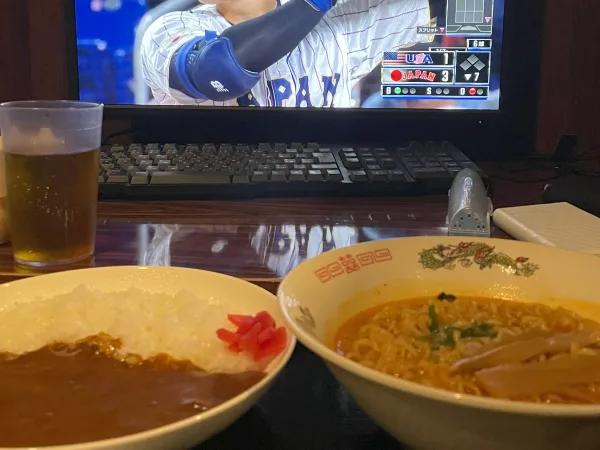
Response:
[0,286,261,373]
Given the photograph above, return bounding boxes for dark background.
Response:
[0,0,598,155]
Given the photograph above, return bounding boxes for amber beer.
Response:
[4,148,99,266]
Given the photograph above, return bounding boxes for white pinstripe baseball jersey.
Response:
[141,0,431,107]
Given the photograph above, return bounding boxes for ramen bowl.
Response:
[277,237,600,450]
[0,266,295,450]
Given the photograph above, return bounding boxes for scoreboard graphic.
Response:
[381,46,491,100]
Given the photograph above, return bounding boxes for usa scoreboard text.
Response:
[381,43,492,100]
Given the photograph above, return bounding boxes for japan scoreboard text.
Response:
[381,39,492,100]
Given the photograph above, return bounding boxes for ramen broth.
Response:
[334,295,600,404]
[0,334,266,447]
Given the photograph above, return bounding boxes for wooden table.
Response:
[0,176,544,288]
[0,174,549,449]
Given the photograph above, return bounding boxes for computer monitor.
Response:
[66,0,544,156]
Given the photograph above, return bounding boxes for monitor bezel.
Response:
[65,0,545,159]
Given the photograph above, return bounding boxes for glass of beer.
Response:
[0,101,103,266]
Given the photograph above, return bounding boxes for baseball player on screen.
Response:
[141,0,432,107]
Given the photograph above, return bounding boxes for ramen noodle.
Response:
[334,294,600,404]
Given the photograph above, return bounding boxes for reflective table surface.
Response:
[0,176,543,448]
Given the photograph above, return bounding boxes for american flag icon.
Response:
[383,52,403,64]
[383,52,428,65]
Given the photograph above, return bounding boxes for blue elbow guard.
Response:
[304,0,336,13]
[173,33,260,101]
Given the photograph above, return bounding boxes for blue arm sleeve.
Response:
[169,0,335,101]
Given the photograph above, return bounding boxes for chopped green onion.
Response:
[422,321,496,351]
[428,305,439,333]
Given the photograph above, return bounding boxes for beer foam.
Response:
[2,126,66,155]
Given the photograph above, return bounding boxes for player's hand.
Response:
[304,0,336,13]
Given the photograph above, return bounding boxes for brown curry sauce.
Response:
[0,334,265,447]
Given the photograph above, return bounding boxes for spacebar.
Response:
[150,172,231,185]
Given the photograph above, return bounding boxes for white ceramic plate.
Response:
[0,266,296,450]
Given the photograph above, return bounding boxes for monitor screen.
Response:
[74,0,503,110]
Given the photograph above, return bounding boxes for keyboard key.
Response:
[151,171,230,184]
[307,170,324,181]
[289,170,306,181]
[326,169,343,181]
[270,170,288,181]
[390,170,406,181]
[158,161,170,171]
[411,167,448,179]
[450,150,470,162]
[370,170,390,182]
[251,171,269,182]
[313,153,336,163]
[344,158,361,169]
[442,161,459,169]
[379,158,397,168]
[310,164,338,170]
[130,172,149,185]
[258,143,271,151]
[363,157,378,165]
[232,170,251,184]
[350,170,368,182]
[110,145,125,153]
[106,170,129,183]
[126,166,138,177]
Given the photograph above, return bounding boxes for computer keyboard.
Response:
[98,141,488,200]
